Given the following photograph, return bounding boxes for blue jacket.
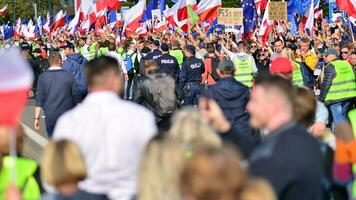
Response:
[178,56,205,89]
[62,54,88,94]
[207,77,256,155]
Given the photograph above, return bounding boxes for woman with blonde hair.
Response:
[167,107,222,149]
[138,136,185,200]
[282,48,305,86]
[41,140,109,200]
[180,146,276,200]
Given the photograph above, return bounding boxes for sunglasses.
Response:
[341,51,349,54]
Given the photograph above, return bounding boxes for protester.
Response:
[247,75,322,200]
[170,41,184,68]
[221,41,257,88]
[350,51,356,71]
[178,45,205,105]
[61,41,88,101]
[340,45,351,62]
[53,56,157,200]
[270,39,284,60]
[255,47,270,78]
[206,59,257,156]
[133,60,177,132]
[122,42,139,100]
[34,51,81,137]
[295,37,318,89]
[106,42,129,81]
[319,48,356,124]
[41,140,109,200]
[201,43,220,85]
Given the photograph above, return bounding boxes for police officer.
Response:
[319,48,356,124]
[146,40,162,60]
[178,45,205,105]
[155,43,180,80]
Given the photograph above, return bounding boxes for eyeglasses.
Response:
[341,51,349,54]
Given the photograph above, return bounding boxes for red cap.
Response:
[269,57,293,74]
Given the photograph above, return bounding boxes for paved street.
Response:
[21,97,48,162]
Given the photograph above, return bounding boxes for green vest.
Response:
[0,156,40,200]
[88,42,98,60]
[233,56,254,87]
[325,60,356,101]
[170,49,184,67]
[116,47,124,55]
[292,61,304,87]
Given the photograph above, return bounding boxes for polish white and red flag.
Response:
[258,3,273,45]
[14,18,22,37]
[171,0,197,32]
[196,0,221,23]
[336,0,356,18]
[314,0,323,20]
[0,4,8,16]
[51,10,66,32]
[43,12,51,33]
[255,0,267,16]
[123,0,146,35]
[0,49,33,126]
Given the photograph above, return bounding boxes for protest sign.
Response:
[269,2,287,21]
[218,8,243,26]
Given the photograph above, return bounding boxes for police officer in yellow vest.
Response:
[0,126,41,199]
[221,41,257,88]
[319,48,356,124]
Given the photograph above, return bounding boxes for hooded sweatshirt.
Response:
[62,53,88,94]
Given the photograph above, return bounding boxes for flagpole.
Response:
[12,0,15,23]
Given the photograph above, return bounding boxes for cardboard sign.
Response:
[269,2,287,21]
[218,8,243,26]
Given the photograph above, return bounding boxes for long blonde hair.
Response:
[168,107,222,149]
[138,137,185,200]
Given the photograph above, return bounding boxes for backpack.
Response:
[210,57,220,81]
[124,53,134,72]
[38,58,50,74]
[147,73,177,117]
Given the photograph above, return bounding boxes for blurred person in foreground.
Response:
[247,75,322,200]
[53,56,157,200]
[41,140,109,200]
[180,147,276,200]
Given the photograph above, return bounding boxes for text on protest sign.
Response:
[269,2,287,21]
[218,8,243,26]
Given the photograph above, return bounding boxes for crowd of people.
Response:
[0,17,356,200]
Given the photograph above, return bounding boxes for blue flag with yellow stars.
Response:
[241,0,257,37]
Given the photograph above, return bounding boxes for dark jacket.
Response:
[42,189,109,200]
[207,77,256,156]
[178,56,205,89]
[36,69,81,127]
[62,54,88,94]
[249,122,323,200]
[146,49,162,60]
[155,53,180,78]
[255,58,270,78]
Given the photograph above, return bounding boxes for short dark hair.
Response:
[351,51,356,56]
[274,39,284,44]
[49,52,62,66]
[255,75,296,107]
[206,43,215,54]
[85,56,121,87]
[108,43,116,51]
[300,37,310,44]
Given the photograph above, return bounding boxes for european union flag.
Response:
[288,1,299,36]
[241,0,257,36]
[207,18,224,35]
[291,0,318,15]
[3,25,13,40]
[140,0,166,22]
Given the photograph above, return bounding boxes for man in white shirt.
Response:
[53,56,157,200]
[106,43,129,81]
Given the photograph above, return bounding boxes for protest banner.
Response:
[218,8,243,26]
[269,2,287,21]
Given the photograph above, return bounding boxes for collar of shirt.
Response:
[84,91,121,103]
[48,66,61,70]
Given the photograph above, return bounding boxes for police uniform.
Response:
[155,53,180,78]
[146,49,162,60]
[179,56,205,105]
